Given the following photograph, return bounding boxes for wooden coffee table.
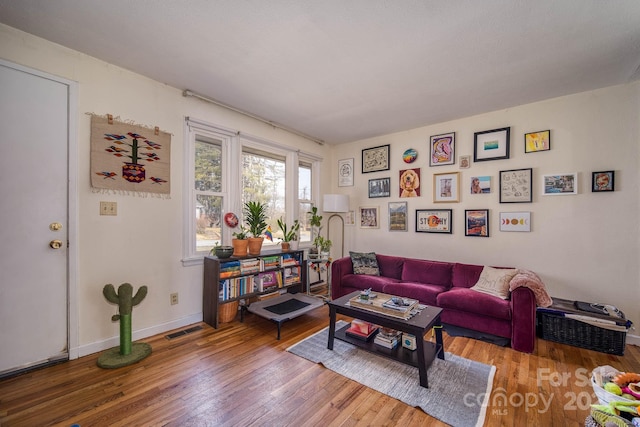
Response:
[327,291,444,388]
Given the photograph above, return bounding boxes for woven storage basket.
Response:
[537,311,627,355]
[219,300,239,323]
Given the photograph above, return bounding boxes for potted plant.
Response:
[210,241,234,259]
[231,226,249,257]
[313,235,332,258]
[244,201,268,255]
[308,206,323,257]
[277,218,300,252]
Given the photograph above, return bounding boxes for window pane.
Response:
[195,137,222,192]
[196,194,223,253]
[299,202,312,243]
[242,149,285,247]
[299,162,311,200]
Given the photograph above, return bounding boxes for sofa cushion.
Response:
[382,282,447,306]
[401,259,452,288]
[437,287,511,320]
[349,251,380,275]
[376,254,405,280]
[341,273,399,293]
[451,263,484,288]
[470,266,518,299]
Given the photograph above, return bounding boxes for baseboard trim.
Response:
[73,312,203,358]
[626,332,640,347]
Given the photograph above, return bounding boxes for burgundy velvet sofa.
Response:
[331,254,537,353]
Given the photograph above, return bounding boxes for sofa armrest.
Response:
[510,286,536,353]
[331,256,353,298]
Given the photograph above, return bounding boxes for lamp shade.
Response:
[323,194,349,213]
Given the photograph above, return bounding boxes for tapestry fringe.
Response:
[91,187,171,199]
[85,112,173,136]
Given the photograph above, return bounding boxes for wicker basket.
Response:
[537,311,627,355]
[219,300,239,323]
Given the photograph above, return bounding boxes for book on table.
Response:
[349,292,419,319]
[345,319,379,341]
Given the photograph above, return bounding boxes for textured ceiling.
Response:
[1,0,639,144]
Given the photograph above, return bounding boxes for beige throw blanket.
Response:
[509,269,552,307]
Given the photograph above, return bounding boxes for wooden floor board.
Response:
[1,304,639,426]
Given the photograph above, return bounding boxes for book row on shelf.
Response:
[219,266,302,301]
[218,253,301,279]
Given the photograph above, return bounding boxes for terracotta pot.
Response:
[231,239,248,257]
[247,237,264,256]
[281,242,291,252]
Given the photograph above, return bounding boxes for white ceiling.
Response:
[2,1,640,144]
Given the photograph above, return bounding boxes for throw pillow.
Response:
[349,251,380,276]
[470,266,518,299]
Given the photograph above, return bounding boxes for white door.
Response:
[0,61,70,375]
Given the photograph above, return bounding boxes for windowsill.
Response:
[182,243,314,267]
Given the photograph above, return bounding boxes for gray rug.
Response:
[287,321,495,427]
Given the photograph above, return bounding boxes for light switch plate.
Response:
[100,201,117,216]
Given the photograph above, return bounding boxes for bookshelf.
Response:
[203,250,306,328]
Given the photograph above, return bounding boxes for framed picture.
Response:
[430,132,455,166]
[465,209,489,237]
[525,130,550,153]
[338,158,354,187]
[470,176,491,194]
[368,177,390,198]
[474,127,510,162]
[459,155,471,169]
[388,202,408,231]
[362,144,390,173]
[499,168,532,203]
[416,209,452,234]
[433,172,460,203]
[345,210,355,226]
[542,173,578,195]
[499,212,531,232]
[592,171,615,192]
[359,206,379,228]
[399,168,421,197]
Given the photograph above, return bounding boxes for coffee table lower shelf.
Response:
[334,323,441,369]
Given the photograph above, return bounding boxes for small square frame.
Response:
[433,172,460,203]
[368,177,391,198]
[542,173,578,195]
[362,144,390,173]
[499,168,532,203]
[416,209,452,234]
[465,209,489,237]
[359,206,380,228]
[474,127,510,162]
[592,171,615,192]
[525,130,550,153]
[459,155,471,169]
[388,202,408,231]
[499,212,531,232]
[429,132,455,166]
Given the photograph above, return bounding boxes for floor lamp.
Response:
[323,194,350,259]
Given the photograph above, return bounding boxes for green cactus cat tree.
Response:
[97,283,152,369]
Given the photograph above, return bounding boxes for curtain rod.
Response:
[182,89,324,145]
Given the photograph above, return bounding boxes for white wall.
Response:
[330,83,640,337]
[0,24,330,356]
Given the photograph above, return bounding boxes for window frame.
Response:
[183,118,321,266]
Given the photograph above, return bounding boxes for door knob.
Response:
[50,240,63,249]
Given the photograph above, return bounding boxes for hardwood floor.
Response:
[1,305,639,426]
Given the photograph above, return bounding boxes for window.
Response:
[183,117,321,265]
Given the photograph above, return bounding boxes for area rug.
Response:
[287,321,495,427]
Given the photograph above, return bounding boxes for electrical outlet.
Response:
[100,201,117,216]
[170,293,179,305]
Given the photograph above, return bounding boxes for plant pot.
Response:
[281,242,291,252]
[247,237,264,256]
[289,241,299,251]
[214,246,234,259]
[232,239,248,257]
